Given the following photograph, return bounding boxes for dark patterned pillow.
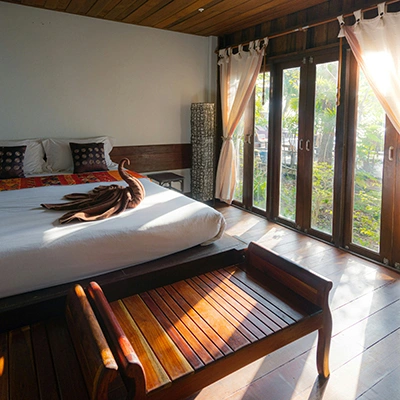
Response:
[69,142,108,173]
[0,145,27,179]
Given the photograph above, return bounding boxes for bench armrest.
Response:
[66,284,118,400]
[246,242,333,378]
[87,282,146,400]
[246,242,332,308]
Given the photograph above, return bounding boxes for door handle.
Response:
[388,146,394,161]
[299,139,304,150]
[306,140,311,152]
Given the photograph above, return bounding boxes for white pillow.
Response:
[42,136,117,172]
[0,139,46,175]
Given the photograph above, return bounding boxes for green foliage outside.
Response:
[279,67,300,221]
[310,63,337,234]
[234,65,384,252]
[253,156,267,208]
[253,73,269,210]
[352,70,385,251]
[352,172,382,251]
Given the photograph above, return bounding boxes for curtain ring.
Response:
[378,2,386,18]
[354,10,362,23]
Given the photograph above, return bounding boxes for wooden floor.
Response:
[186,203,400,400]
[1,203,399,400]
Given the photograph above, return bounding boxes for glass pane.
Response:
[253,72,270,210]
[311,61,338,234]
[279,67,300,221]
[233,115,245,202]
[352,70,385,252]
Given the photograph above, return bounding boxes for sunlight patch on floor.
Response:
[253,227,292,248]
[224,217,264,237]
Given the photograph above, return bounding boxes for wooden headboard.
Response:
[110,144,191,173]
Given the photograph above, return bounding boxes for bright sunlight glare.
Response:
[364,51,393,95]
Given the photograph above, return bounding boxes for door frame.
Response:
[270,48,343,243]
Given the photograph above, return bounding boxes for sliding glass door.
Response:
[351,69,385,252]
[273,53,339,241]
[229,46,400,270]
[310,61,338,235]
[253,72,270,211]
[279,66,299,222]
[344,58,400,268]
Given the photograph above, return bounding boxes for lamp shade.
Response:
[191,103,215,202]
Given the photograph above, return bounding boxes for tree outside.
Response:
[234,64,384,253]
[352,70,385,252]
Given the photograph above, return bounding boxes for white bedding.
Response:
[0,178,226,298]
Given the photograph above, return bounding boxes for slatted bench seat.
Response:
[0,285,123,400]
[81,242,333,400]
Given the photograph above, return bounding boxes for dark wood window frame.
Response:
[226,43,400,271]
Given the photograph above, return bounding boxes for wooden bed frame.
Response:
[0,233,243,332]
[110,144,191,173]
[66,242,333,400]
[0,141,220,332]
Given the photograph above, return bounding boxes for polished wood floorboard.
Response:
[2,203,399,400]
[186,203,400,400]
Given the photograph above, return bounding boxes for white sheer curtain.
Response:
[215,39,268,204]
[338,2,400,133]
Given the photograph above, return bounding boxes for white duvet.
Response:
[0,178,226,298]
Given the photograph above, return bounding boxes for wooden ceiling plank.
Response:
[156,0,225,30]
[165,0,261,33]
[44,0,62,10]
[66,0,82,13]
[196,0,294,35]
[180,0,303,35]
[193,0,326,36]
[22,0,46,6]
[86,0,114,17]
[66,0,96,14]
[78,0,97,15]
[122,0,173,24]
[103,0,139,21]
[141,0,219,28]
[171,0,323,36]
[1,0,374,37]
[88,0,121,19]
[110,0,148,21]
[55,0,71,11]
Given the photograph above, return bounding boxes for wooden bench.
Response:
[67,242,333,400]
[65,284,120,399]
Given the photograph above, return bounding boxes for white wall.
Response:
[0,2,217,147]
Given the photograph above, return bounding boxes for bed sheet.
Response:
[0,177,226,298]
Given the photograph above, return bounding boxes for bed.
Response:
[0,137,226,300]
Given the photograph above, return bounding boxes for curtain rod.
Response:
[218,0,399,52]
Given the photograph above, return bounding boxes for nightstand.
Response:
[147,172,184,192]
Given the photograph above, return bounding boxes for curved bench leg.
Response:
[316,309,332,379]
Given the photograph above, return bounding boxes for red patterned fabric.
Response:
[0,170,145,191]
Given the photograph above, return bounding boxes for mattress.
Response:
[0,177,226,298]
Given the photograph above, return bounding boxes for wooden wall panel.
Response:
[110,144,191,173]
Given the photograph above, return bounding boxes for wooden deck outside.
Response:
[0,202,399,400]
